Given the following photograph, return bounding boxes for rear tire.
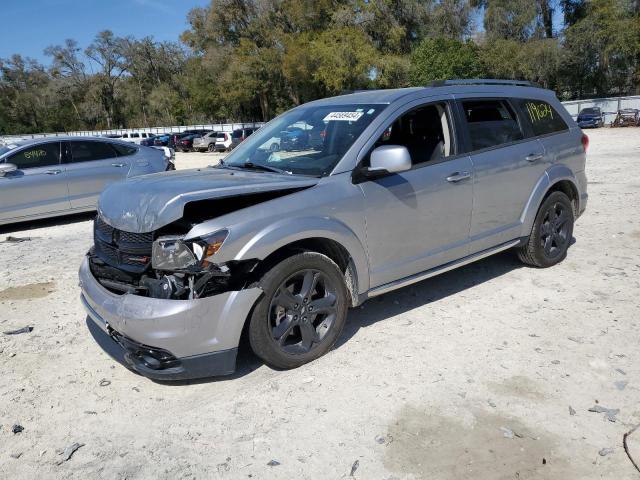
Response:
[248,252,348,369]
[207,143,215,152]
[517,191,574,268]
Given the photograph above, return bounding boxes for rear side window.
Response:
[8,142,60,169]
[232,130,243,139]
[517,99,568,136]
[111,143,137,156]
[461,99,524,151]
[69,141,117,162]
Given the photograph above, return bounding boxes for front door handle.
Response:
[446,171,471,183]
[111,163,126,168]
[525,153,544,163]
[46,169,62,175]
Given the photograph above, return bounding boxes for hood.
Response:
[98,167,319,233]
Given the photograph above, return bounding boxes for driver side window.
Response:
[8,142,61,169]
[375,102,453,166]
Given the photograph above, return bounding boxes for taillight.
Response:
[581,133,589,152]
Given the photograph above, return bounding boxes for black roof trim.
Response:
[429,79,541,88]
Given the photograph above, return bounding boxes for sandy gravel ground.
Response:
[1,129,639,479]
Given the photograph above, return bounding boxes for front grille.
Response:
[94,216,153,274]
[95,216,114,239]
[119,231,153,244]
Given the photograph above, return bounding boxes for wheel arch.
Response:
[233,217,370,305]
[520,166,580,237]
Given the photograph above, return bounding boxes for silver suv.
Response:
[79,80,588,380]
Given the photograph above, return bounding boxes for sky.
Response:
[0,0,210,64]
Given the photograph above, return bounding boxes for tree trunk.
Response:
[258,91,269,121]
[539,0,553,38]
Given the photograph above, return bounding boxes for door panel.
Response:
[65,141,130,209]
[360,156,474,288]
[0,142,69,222]
[454,98,549,253]
[467,138,547,251]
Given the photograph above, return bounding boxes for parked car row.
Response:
[104,127,260,153]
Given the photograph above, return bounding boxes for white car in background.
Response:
[213,131,233,152]
[120,132,154,145]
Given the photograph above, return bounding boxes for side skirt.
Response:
[362,239,520,300]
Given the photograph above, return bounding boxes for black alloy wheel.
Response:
[269,269,337,354]
[517,191,574,267]
[539,201,571,260]
[248,252,348,369]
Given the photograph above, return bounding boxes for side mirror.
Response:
[366,145,412,177]
[0,163,17,176]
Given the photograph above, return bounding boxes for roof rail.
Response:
[429,79,541,88]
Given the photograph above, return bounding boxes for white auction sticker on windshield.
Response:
[323,112,364,122]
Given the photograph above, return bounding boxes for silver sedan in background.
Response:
[0,136,174,226]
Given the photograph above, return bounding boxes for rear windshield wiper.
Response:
[238,161,292,175]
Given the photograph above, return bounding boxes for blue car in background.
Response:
[577,107,604,128]
[280,127,309,150]
[153,135,170,146]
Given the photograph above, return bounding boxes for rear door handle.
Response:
[46,169,62,175]
[111,163,127,168]
[446,171,471,183]
[525,153,544,163]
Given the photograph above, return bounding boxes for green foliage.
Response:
[410,38,485,85]
[483,0,538,41]
[481,38,562,88]
[0,0,638,134]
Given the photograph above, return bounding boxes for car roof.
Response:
[304,82,557,107]
[0,135,137,150]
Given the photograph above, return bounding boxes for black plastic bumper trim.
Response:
[86,317,237,381]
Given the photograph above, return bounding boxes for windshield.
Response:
[222,103,385,176]
[581,108,599,114]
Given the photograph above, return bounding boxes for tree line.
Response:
[0,0,638,135]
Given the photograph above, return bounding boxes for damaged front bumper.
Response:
[79,257,262,380]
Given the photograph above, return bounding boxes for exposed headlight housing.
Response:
[152,230,229,271]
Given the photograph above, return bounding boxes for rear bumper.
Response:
[79,256,261,379]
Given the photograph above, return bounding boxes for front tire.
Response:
[517,191,574,268]
[248,252,348,369]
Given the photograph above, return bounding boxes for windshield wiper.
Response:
[239,161,292,175]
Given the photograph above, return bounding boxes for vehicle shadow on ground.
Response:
[160,250,525,386]
[0,211,95,235]
[334,250,524,351]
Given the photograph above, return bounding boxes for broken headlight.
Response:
[152,230,228,271]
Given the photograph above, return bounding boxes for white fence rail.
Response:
[0,122,264,143]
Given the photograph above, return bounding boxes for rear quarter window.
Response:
[111,143,138,156]
[517,99,568,137]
